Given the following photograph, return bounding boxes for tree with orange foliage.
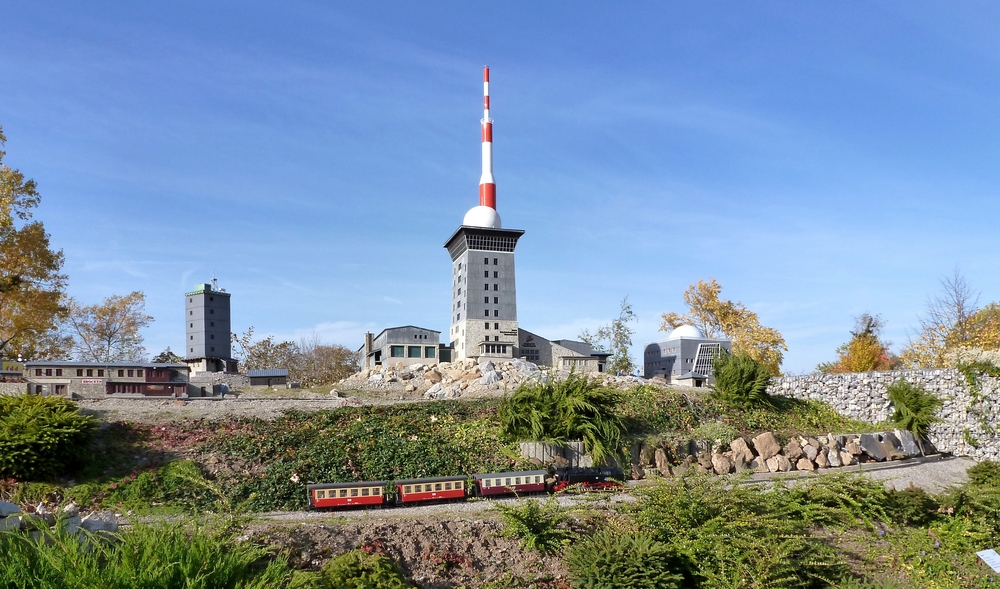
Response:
[818,313,896,374]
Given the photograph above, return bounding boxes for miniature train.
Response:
[307,466,624,510]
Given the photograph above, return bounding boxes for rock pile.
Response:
[0,500,118,538]
[336,359,649,400]
[637,429,928,477]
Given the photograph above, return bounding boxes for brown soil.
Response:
[250,514,568,588]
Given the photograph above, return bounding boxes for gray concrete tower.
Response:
[184,280,234,373]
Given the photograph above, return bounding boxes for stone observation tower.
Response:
[184,278,236,373]
[444,66,524,361]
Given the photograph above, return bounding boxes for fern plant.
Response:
[497,373,624,465]
[711,351,773,409]
[887,379,942,451]
[565,530,684,589]
[493,496,574,554]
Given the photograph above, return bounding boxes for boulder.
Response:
[674,440,691,461]
[631,464,645,480]
[804,436,822,450]
[674,455,694,476]
[823,434,841,452]
[783,438,804,462]
[654,448,671,475]
[1,515,21,531]
[880,433,907,460]
[404,384,416,393]
[696,452,714,471]
[765,456,782,473]
[712,453,733,475]
[796,458,816,471]
[859,434,887,462]
[730,437,756,464]
[410,364,425,372]
[423,383,443,398]
[733,453,748,472]
[399,371,413,381]
[775,454,793,471]
[639,443,656,466]
[827,449,842,468]
[425,370,442,383]
[802,444,819,462]
[815,451,830,468]
[839,450,856,466]
[479,370,502,385]
[895,429,922,457]
[445,369,465,380]
[60,514,82,535]
[62,503,79,517]
[510,359,540,375]
[0,501,19,517]
[479,360,496,373]
[750,457,769,473]
[367,373,384,383]
[845,439,863,456]
[751,432,782,461]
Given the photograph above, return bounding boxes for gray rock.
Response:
[783,438,804,462]
[367,373,384,383]
[81,512,117,533]
[752,432,782,461]
[827,449,842,468]
[802,444,819,461]
[796,458,816,471]
[60,514,82,535]
[859,434,887,461]
[692,439,711,455]
[845,439,862,455]
[0,501,19,517]
[62,503,79,517]
[750,457,769,473]
[479,370,502,385]
[1,515,21,531]
[510,359,539,375]
[730,437,755,463]
[895,429,922,456]
[479,360,496,373]
[696,452,714,470]
[881,431,903,452]
[424,383,442,398]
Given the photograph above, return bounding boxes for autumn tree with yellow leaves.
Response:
[0,125,68,359]
[817,313,897,374]
[660,278,787,376]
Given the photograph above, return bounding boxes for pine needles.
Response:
[887,379,942,443]
[711,352,773,410]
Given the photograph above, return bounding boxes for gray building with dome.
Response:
[643,325,732,387]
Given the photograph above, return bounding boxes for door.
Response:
[54,384,67,397]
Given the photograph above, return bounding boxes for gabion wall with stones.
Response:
[767,369,1000,462]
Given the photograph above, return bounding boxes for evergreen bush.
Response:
[0,394,96,480]
[493,496,574,554]
[711,351,773,409]
[565,530,684,589]
[967,460,1000,487]
[311,550,413,589]
[886,379,942,444]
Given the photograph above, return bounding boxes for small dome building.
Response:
[643,324,731,387]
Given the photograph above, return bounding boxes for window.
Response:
[494,336,499,342]
[118,370,124,377]
[97,370,104,377]
[86,369,93,377]
[484,309,489,317]
[485,322,490,329]
[339,489,347,498]
[136,370,143,377]
[127,370,134,377]
[457,287,461,295]
[190,348,194,353]
[77,369,83,377]
[190,336,194,340]
[494,310,499,317]
[445,482,452,490]
[493,271,498,278]
[390,346,404,357]
[484,296,488,303]
[55,369,62,376]
[494,323,499,329]
[434,483,442,491]
[361,488,369,496]
[484,270,488,277]
[35,369,42,376]
[189,298,192,303]
[190,323,193,328]
[375,487,382,495]
[350,489,358,497]
[316,490,325,499]
[456,481,463,490]
[505,478,512,486]
[407,346,421,358]
[210,322,214,327]
[484,479,491,488]
[493,297,499,304]
[515,477,521,485]
[493,284,498,291]
[209,296,213,301]
[484,283,489,290]
[209,309,214,314]
[425,346,435,358]
[404,486,412,494]
[494,479,501,486]
[493,258,498,265]
[210,335,214,339]
[190,311,193,315]
[45,369,52,376]
[484,257,489,264]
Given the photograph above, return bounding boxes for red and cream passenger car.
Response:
[474,470,548,497]
[307,481,387,509]
[394,476,467,505]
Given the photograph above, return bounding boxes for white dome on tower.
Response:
[463,205,502,228]
[668,324,704,339]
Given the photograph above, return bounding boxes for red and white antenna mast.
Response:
[479,66,496,210]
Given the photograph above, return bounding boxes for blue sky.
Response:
[2,2,1000,373]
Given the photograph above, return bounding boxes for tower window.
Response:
[484,284,489,290]
[484,270,489,278]
[494,310,499,317]
[495,336,500,341]
[494,297,498,304]
[190,323,193,328]
[493,271,498,278]
[210,310,214,314]
[494,258,498,265]
[484,296,489,303]
[484,310,490,317]
[484,257,489,264]
[485,322,490,329]
[494,323,499,329]
[493,284,498,291]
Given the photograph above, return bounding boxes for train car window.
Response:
[456,481,463,490]
[375,487,382,495]
[404,486,412,494]
[361,488,370,496]
[339,489,348,498]
[445,482,452,490]
[483,480,490,488]
[351,489,359,497]
[316,490,325,499]
[426,484,433,492]
[535,476,542,483]
[494,479,501,486]
[505,478,512,486]
[435,483,442,491]
[515,477,521,485]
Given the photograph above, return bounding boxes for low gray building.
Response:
[25,362,193,399]
[643,325,732,387]
[359,326,452,370]
[517,329,610,373]
[247,368,288,387]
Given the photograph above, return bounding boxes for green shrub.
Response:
[887,379,942,445]
[776,473,891,529]
[883,486,939,527]
[0,394,97,480]
[689,421,738,448]
[565,530,683,589]
[103,460,222,512]
[0,521,292,589]
[835,578,909,589]
[498,374,625,465]
[493,496,574,554]
[967,460,1000,487]
[310,550,413,589]
[711,352,773,410]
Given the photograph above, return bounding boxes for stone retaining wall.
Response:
[767,369,1000,461]
[0,382,26,396]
